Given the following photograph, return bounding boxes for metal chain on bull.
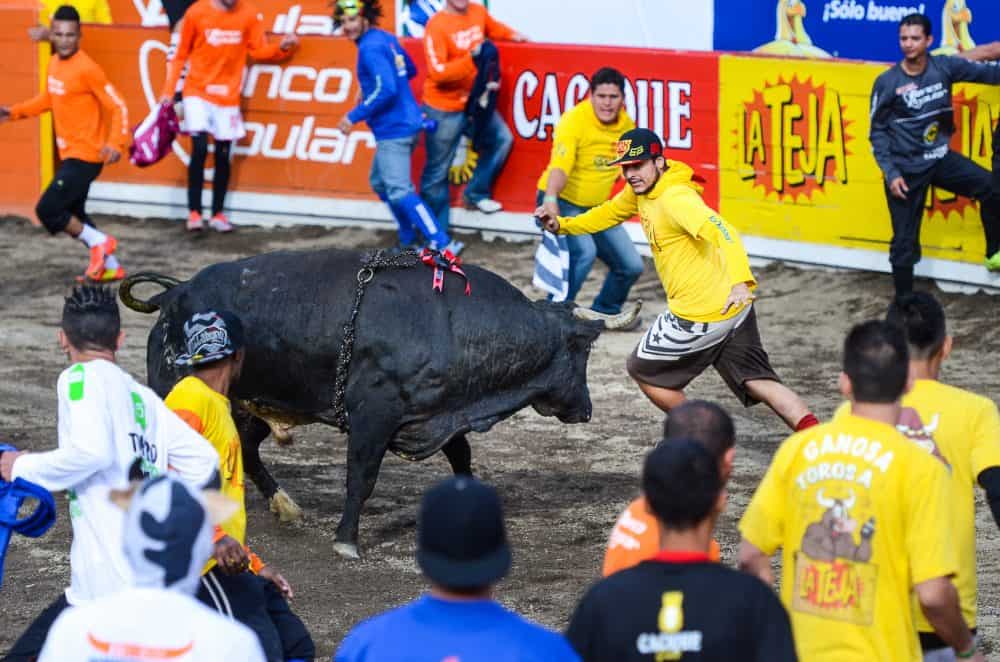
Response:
[332,249,422,432]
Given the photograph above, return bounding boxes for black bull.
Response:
[119,248,638,558]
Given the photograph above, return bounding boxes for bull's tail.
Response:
[118,272,182,314]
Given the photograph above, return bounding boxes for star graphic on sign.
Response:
[651,332,663,344]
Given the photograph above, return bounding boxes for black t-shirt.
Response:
[566,556,797,662]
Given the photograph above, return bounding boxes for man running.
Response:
[870,13,1000,295]
[334,0,461,254]
[536,128,818,431]
[740,320,980,662]
[0,286,218,659]
[160,0,298,232]
[0,5,127,282]
[165,310,315,661]
[836,292,1000,660]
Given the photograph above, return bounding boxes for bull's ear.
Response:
[570,319,604,348]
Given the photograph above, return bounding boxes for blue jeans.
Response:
[370,133,419,204]
[537,191,644,314]
[464,110,513,204]
[420,105,514,231]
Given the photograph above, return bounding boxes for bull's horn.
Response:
[816,489,834,508]
[843,490,855,510]
[573,299,643,330]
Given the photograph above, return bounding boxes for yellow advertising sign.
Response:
[719,55,997,265]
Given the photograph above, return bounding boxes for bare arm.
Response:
[915,577,978,658]
[737,539,774,586]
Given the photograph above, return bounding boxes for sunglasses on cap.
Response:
[337,0,364,16]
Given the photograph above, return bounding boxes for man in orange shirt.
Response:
[420,0,525,228]
[160,0,297,233]
[603,400,733,576]
[1,5,127,282]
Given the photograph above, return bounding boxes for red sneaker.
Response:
[209,213,234,233]
[187,210,204,232]
[85,235,118,280]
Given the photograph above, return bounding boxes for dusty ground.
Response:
[0,214,998,656]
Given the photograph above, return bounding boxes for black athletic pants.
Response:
[884,150,1000,295]
[197,567,314,662]
[188,134,231,217]
[35,159,103,235]
[2,593,69,661]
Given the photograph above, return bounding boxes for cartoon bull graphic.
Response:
[801,489,874,563]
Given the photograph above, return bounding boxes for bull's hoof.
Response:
[268,489,303,522]
[333,542,360,559]
[268,422,296,446]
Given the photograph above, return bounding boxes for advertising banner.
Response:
[105,0,395,35]
[714,0,1000,62]
[84,26,376,199]
[718,54,998,266]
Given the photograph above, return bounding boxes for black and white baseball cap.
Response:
[174,310,245,367]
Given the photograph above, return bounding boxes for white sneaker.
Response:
[443,240,465,257]
[468,198,502,214]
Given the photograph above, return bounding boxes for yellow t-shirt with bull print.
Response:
[835,380,1000,632]
[739,412,957,662]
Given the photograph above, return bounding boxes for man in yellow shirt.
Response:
[738,320,980,662]
[536,127,816,430]
[536,67,643,317]
[885,292,1000,660]
[165,310,314,662]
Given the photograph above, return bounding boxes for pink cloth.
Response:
[129,103,179,167]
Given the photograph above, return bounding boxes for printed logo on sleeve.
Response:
[131,392,147,432]
[68,364,85,401]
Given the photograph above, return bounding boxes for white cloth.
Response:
[12,360,218,605]
[636,304,752,362]
[181,96,245,141]
[532,230,570,302]
[38,587,265,661]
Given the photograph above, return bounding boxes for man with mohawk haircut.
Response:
[0,286,218,661]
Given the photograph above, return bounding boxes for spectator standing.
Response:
[834,292,1000,660]
[334,0,461,254]
[568,439,796,661]
[536,67,642,317]
[160,0,298,233]
[0,286,219,659]
[165,310,315,662]
[870,13,1000,295]
[603,400,733,576]
[38,476,265,661]
[335,476,579,661]
[537,128,818,432]
[421,0,525,227]
[739,320,981,662]
[0,5,127,283]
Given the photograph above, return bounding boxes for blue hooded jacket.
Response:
[347,28,423,141]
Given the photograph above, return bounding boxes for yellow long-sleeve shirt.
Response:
[558,160,755,323]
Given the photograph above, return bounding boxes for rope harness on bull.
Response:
[332,248,470,432]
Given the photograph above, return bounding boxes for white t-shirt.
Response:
[12,359,218,605]
[38,587,265,661]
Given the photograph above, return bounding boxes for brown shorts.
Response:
[625,306,780,406]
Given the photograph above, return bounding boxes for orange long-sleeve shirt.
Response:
[162,0,293,108]
[422,3,516,112]
[10,49,127,163]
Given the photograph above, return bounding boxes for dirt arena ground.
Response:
[1,214,998,656]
